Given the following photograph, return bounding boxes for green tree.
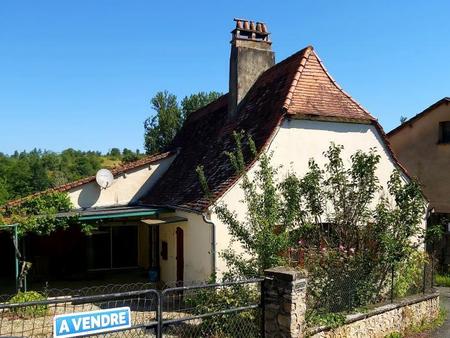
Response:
[122,148,140,163]
[198,134,426,287]
[181,91,222,119]
[144,91,182,155]
[144,90,223,154]
[108,148,121,159]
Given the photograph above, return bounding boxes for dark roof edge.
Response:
[387,97,450,137]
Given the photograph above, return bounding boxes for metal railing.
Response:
[305,261,435,319]
[0,278,263,337]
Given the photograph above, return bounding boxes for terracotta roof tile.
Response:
[141,46,411,212]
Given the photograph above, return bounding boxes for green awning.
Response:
[56,206,173,221]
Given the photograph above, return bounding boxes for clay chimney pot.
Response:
[261,23,267,33]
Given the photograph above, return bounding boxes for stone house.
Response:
[1,19,426,286]
[388,98,450,271]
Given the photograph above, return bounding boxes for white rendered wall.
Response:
[209,119,428,276]
[67,155,176,209]
[159,210,212,283]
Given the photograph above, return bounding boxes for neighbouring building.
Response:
[1,19,427,288]
[388,98,450,271]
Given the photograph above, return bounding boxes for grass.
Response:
[408,307,447,336]
[435,273,450,287]
[383,307,447,337]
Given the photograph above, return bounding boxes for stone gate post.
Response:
[263,267,308,337]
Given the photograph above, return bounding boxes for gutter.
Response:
[202,211,216,279]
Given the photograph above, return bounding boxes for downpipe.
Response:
[202,211,216,280]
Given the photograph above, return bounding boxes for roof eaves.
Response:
[387,97,450,137]
[289,114,373,124]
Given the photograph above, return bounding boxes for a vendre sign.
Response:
[53,307,131,337]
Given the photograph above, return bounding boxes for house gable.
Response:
[141,46,407,212]
[388,99,450,212]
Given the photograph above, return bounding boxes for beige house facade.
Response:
[388,98,450,270]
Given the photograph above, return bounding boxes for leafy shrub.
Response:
[385,332,402,338]
[184,283,260,337]
[394,251,428,297]
[9,291,48,318]
[435,273,450,287]
[307,311,346,328]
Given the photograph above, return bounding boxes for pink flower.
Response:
[298,239,305,246]
[349,248,355,254]
[339,245,345,252]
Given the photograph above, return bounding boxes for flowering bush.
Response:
[198,133,426,310]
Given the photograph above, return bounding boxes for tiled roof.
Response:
[3,151,174,209]
[388,97,450,137]
[141,46,396,212]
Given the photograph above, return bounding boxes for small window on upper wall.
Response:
[439,121,450,144]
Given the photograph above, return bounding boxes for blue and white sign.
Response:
[53,307,131,338]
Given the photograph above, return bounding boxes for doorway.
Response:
[176,227,184,283]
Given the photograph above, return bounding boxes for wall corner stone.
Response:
[264,266,308,337]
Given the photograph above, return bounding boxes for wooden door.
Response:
[176,227,184,283]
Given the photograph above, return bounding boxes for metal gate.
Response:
[0,278,263,337]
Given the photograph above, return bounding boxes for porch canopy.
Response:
[56,205,186,223]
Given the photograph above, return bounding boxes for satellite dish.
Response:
[95,169,114,189]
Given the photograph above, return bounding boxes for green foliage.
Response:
[393,250,427,297]
[184,283,260,336]
[435,273,450,287]
[306,311,346,328]
[385,332,402,338]
[211,131,290,277]
[9,291,47,318]
[0,148,140,206]
[408,307,447,335]
[426,223,444,245]
[144,90,182,155]
[0,192,90,236]
[144,90,223,154]
[198,135,426,316]
[181,91,222,119]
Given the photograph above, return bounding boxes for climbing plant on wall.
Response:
[0,192,93,236]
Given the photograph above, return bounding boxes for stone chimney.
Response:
[229,18,275,117]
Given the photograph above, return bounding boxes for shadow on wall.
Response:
[78,183,101,209]
[129,159,175,205]
[285,119,371,134]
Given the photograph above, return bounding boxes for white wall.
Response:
[67,155,176,209]
[209,119,427,276]
[159,210,212,283]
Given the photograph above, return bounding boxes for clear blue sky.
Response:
[1,0,449,154]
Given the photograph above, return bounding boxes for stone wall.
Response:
[263,267,308,337]
[263,267,440,338]
[308,293,440,338]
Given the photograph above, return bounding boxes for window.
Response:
[439,121,450,143]
[87,225,138,270]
